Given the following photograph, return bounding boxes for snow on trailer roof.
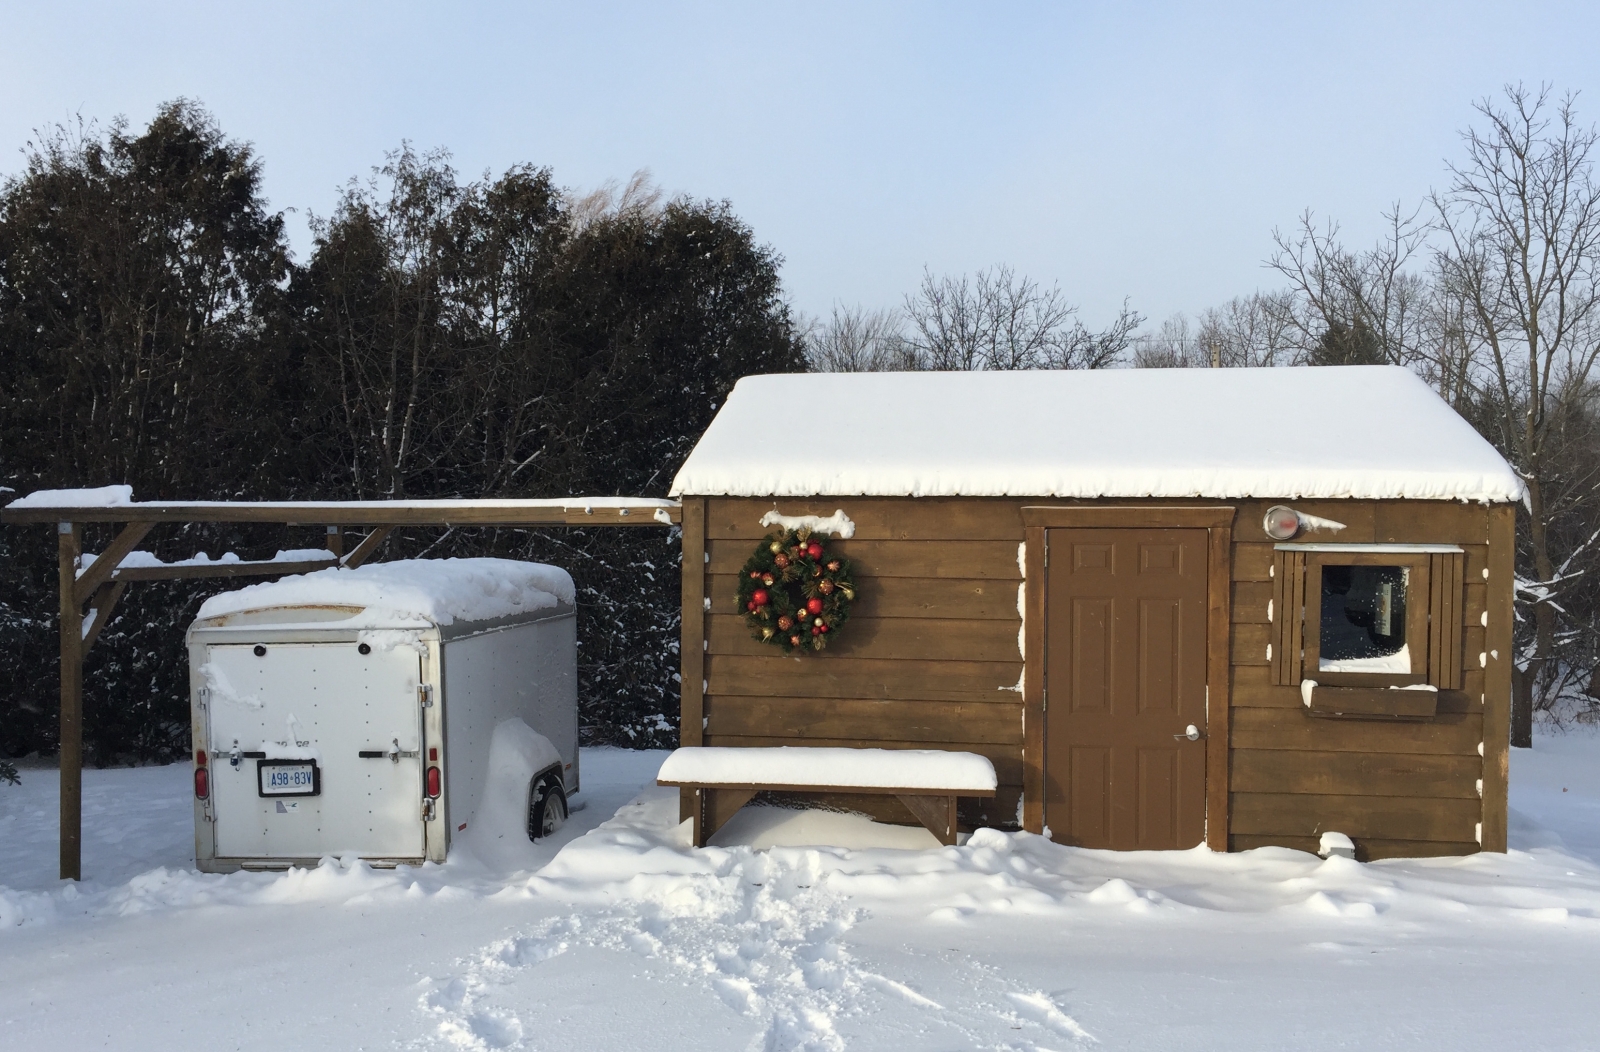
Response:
[670,366,1525,503]
[195,558,575,626]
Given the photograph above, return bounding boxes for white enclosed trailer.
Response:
[186,558,577,872]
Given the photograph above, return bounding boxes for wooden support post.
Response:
[326,525,344,559]
[679,498,707,824]
[1482,504,1515,852]
[57,521,83,881]
[1205,522,1233,852]
[1021,526,1047,835]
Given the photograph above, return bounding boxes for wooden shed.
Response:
[669,366,1523,860]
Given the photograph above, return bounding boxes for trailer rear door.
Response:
[205,642,425,861]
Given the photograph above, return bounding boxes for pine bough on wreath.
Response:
[737,528,855,652]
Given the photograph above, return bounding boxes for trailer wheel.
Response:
[529,776,567,841]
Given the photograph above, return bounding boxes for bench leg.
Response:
[897,793,960,846]
[688,787,757,848]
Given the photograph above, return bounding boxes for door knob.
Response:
[1173,724,1203,742]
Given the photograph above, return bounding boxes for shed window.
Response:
[1318,564,1409,672]
[1271,546,1464,716]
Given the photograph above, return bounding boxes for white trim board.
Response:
[1272,543,1465,553]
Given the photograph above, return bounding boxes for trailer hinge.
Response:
[418,684,434,708]
[198,687,210,711]
[422,798,436,821]
[1043,538,1049,568]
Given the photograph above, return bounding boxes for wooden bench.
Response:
[657,746,998,847]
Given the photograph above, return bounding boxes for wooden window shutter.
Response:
[1428,551,1464,690]
[1271,549,1306,686]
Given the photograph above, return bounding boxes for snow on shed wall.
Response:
[670,367,1524,503]
[195,558,574,626]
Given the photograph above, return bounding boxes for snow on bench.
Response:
[657,746,997,847]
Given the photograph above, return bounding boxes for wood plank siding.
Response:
[683,496,1509,859]
[696,499,1025,830]
[1225,499,1496,860]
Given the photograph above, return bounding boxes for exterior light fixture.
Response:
[1263,505,1301,541]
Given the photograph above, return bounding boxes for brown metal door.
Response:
[1044,528,1208,849]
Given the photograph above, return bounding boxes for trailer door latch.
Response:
[388,737,420,763]
[418,684,434,708]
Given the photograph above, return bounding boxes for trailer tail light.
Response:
[426,766,441,798]
[194,766,210,800]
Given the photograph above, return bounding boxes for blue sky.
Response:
[3,2,1594,329]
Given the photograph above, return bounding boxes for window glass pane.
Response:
[1319,564,1409,673]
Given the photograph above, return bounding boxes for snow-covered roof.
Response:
[195,558,575,627]
[670,366,1525,503]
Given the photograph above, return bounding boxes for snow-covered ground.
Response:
[3,737,1599,1051]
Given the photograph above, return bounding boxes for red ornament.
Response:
[807,542,823,559]
[749,571,761,579]
[806,597,824,615]
[774,553,790,569]
[818,624,829,633]
[777,615,794,631]
[811,626,822,635]
[746,600,756,611]
[752,588,770,606]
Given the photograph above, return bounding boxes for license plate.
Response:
[258,760,320,797]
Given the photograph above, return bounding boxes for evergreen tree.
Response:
[1307,317,1387,366]
[0,101,295,764]
[1,110,802,761]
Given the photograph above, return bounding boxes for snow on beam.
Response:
[0,493,682,526]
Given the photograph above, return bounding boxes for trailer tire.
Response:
[529,775,567,841]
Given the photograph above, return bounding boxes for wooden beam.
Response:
[325,525,344,559]
[1021,505,1236,529]
[341,526,392,569]
[82,580,128,652]
[2,500,683,526]
[72,520,153,606]
[112,557,338,582]
[57,522,83,881]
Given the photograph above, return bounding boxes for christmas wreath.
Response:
[737,527,856,653]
